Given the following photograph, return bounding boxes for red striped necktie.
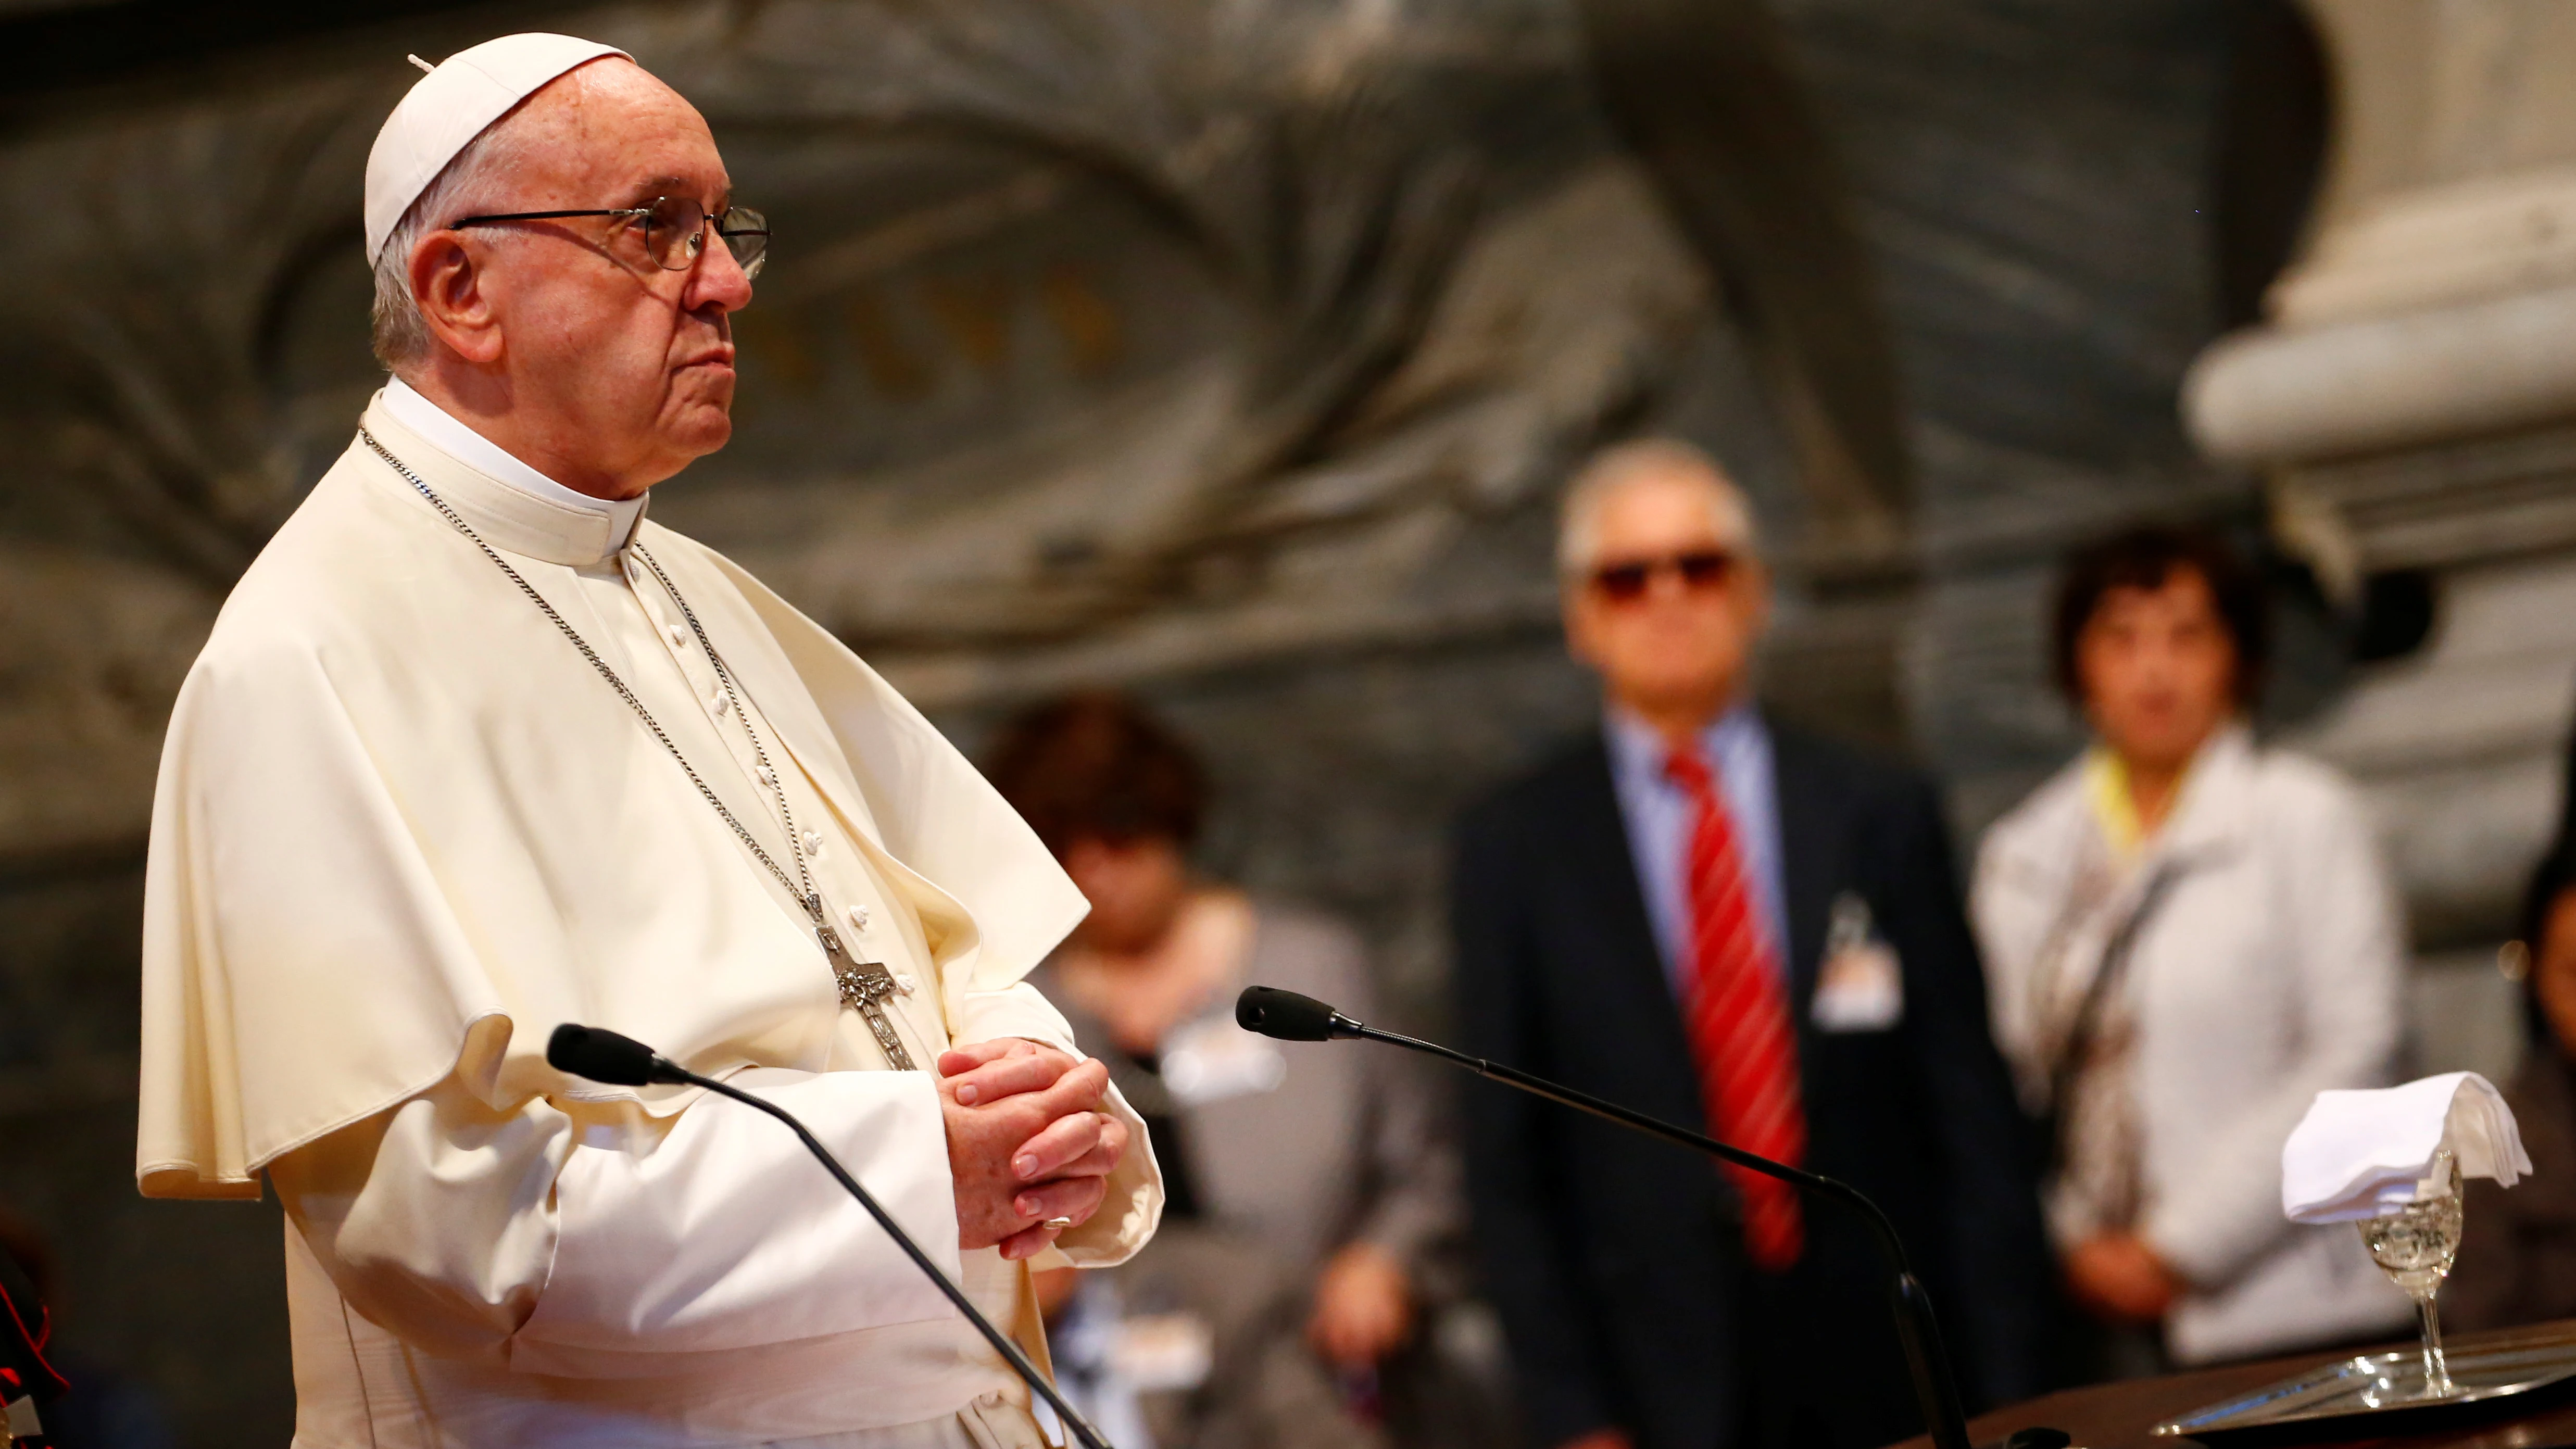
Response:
[1664,746,1807,1270]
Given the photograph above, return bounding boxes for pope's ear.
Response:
[410,230,503,366]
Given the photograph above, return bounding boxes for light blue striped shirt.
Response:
[1604,703,1789,994]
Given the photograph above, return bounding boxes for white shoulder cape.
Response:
[138,407,1087,1199]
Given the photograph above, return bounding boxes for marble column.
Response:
[2180,0,2576,1077]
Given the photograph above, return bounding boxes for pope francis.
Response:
[135,33,1161,1449]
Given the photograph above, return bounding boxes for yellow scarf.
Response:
[2082,747,2153,861]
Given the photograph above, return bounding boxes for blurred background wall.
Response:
[0,0,2561,1442]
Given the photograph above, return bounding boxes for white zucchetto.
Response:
[362,32,632,263]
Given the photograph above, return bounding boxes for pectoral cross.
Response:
[810,897,916,1071]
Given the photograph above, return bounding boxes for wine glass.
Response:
[2356,1148,2464,1398]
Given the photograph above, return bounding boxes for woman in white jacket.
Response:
[1973,526,2410,1370]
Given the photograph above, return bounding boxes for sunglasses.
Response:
[1588,549,1738,602]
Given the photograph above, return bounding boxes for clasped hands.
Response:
[939,1039,1130,1261]
[2065,1230,2180,1323]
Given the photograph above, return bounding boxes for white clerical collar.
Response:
[381,376,646,550]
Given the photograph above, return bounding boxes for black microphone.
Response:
[1233,985,1358,1041]
[546,1023,687,1087]
[1235,987,2047,1449]
[544,1024,1116,1449]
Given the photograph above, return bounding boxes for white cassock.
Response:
[136,382,1163,1448]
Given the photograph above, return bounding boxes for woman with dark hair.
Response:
[1971,525,2410,1374]
[985,693,1475,1449]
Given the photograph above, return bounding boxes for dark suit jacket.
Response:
[1450,721,2049,1449]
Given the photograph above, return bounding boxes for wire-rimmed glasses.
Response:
[449,196,769,279]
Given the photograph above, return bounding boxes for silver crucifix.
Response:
[815,918,916,1070]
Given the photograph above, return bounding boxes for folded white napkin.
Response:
[2281,1072,2533,1224]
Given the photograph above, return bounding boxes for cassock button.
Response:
[667,623,689,647]
[802,829,824,856]
[757,766,777,787]
[847,904,870,932]
[710,692,731,716]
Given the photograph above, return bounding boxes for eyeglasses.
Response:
[449,196,769,280]
[1587,549,1738,602]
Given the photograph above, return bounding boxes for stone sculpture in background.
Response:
[0,0,1908,874]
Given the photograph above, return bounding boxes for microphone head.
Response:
[547,1023,670,1087]
[1236,986,1346,1041]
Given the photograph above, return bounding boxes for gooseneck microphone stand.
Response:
[1236,985,2012,1449]
[545,1024,1116,1449]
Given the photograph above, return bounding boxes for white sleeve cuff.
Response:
[950,981,1163,1268]
[949,985,1080,1057]
[511,1068,959,1372]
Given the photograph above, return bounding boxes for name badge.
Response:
[1812,891,1903,1032]
[1112,1312,1216,1392]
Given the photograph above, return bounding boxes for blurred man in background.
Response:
[1449,440,2047,1449]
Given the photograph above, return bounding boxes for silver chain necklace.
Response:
[360,427,917,1069]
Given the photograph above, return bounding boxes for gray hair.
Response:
[1556,437,1758,575]
[368,114,534,372]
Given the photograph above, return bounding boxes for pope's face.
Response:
[461,61,753,495]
